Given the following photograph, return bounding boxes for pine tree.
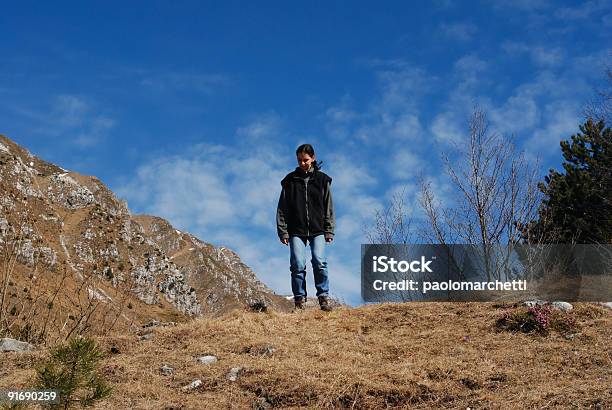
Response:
[521,118,611,243]
[36,336,112,408]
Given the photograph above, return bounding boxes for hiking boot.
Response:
[318,296,332,312]
[294,297,305,310]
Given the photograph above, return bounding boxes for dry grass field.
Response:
[1,302,610,409]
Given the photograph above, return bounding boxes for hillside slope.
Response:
[0,134,291,342]
[2,302,609,409]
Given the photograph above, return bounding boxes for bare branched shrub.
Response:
[584,64,612,124]
[1,197,135,345]
[418,108,543,281]
[364,188,414,245]
[362,189,423,301]
[0,194,43,335]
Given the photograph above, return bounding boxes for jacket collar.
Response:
[295,166,315,178]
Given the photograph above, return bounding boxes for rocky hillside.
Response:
[0,134,291,340]
[131,214,290,315]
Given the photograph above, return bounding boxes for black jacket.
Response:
[276,167,335,239]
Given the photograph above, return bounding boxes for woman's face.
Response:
[297,152,315,171]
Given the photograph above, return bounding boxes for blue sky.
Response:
[1,1,610,305]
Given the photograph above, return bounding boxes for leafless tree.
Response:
[584,63,612,124]
[0,197,38,331]
[362,188,422,301]
[1,199,134,345]
[364,188,415,245]
[418,108,542,281]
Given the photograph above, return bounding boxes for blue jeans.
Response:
[289,235,329,301]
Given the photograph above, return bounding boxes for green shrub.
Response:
[35,337,112,408]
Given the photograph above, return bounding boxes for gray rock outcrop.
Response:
[0,338,35,352]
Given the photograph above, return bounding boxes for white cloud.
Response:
[236,111,283,141]
[354,112,423,144]
[126,157,236,229]
[325,256,362,304]
[431,111,464,144]
[323,94,361,141]
[441,50,599,157]
[454,54,488,73]
[553,0,610,20]
[489,94,539,134]
[530,47,565,66]
[382,183,421,217]
[54,95,88,127]
[117,113,289,234]
[325,97,358,124]
[452,54,493,94]
[22,94,116,146]
[388,148,426,180]
[131,154,279,229]
[438,22,478,41]
[336,215,362,239]
[75,116,116,147]
[502,41,565,66]
[374,65,431,114]
[526,101,581,158]
[391,114,422,140]
[325,61,431,149]
[327,153,377,194]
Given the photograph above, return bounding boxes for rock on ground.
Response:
[182,379,202,391]
[598,302,612,310]
[227,367,242,382]
[551,301,573,311]
[196,355,218,365]
[522,300,574,311]
[522,300,547,307]
[0,338,35,352]
[139,333,155,341]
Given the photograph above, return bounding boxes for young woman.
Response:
[276,144,335,311]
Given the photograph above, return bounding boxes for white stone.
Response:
[551,301,573,311]
[0,338,35,352]
[522,300,547,308]
[197,355,217,365]
[182,379,202,391]
[598,302,612,310]
[227,366,242,382]
[139,333,154,341]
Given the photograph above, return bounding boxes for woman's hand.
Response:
[325,237,333,243]
[281,238,289,245]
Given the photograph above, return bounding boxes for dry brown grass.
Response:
[1,302,610,409]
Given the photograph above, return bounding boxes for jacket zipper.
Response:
[305,178,310,236]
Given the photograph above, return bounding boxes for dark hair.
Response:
[296,143,323,170]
